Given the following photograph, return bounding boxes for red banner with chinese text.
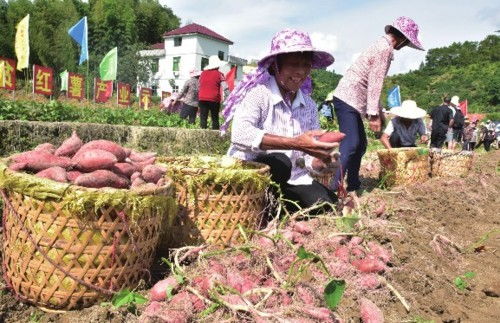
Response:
[161,91,171,100]
[94,78,113,103]
[117,82,131,107]
[0,57,16,90]
[33,65,54,96]
[140,87,152,109]
[68,72,85,100]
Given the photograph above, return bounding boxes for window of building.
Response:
[151,58,159,73]
[201,57,209,70]
[173,57,181,72]
[218,51,224,60]
[174,37,182,47]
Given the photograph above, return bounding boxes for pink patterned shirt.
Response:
[334,35,394,117]
[227,76,319,185]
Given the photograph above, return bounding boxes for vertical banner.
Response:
[117,82,131,107]
[161,91,171,100]
[458,99,468,116]
[140,87,152,109]
[94,78,113,103]
[33,64,53,96]
[0,57,17,90]
[15,14,30,71]
[225,66,237,91]
[68,72,85,100]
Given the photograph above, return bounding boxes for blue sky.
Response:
[160,0,499,75]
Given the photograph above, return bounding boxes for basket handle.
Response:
[0,189,115,296]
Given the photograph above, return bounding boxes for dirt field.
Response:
[1,150,499,322]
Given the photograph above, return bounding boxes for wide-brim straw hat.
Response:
[258,29,334,69]
[451,95,460,106]
[204,55,226,70]
[390,100,427,119]
[385,16,424,51]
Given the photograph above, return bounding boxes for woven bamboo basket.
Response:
[0,161,176,310]
[430,150,473,178]
[377,147,430,188]
[157,156,271,248]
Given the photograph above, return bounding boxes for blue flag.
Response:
[387,85,401,108]
[68,17,88,65]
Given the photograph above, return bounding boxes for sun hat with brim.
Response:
[385,16,424,51]
[189,69,202,77]
[258,29,334,69]
[390,100,427,119]
[451,95,460,106]
[204,55,226,70]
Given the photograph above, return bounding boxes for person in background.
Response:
[380,100,428,149]
[318,91,335,122]
[159,92,171,111]
[332,16,424,194]
[445,96,457,149]
[222,29,339,212]
[462,119,475,151]
[430,96,454,149]
[174,70,201,124]
[483,128,496,151]
[450,95,465,150]
[485,119,495,131]
[198,55,226,130]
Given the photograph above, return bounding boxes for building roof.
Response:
[163,23,233,45]
[151,42,165,49]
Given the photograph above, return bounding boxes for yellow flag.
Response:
[15,14,30,71]
[0,61,4,87]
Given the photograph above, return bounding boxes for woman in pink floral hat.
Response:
[332,16,424,195]
[222,29,339,212]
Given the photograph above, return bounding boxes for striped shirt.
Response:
[227,76,320,185]
[334,35,394,117]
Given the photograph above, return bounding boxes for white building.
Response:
[139,23,247,96]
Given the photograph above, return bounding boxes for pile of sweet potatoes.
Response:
[8,131,166,190]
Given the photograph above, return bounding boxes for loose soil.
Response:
[1,150,499,322]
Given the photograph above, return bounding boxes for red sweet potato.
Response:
[129,150,157,162]
[348,236,364,248]
[226,272,257,294]
[360,298,384,323]
[67,170,82,182]
[123,147,132,157]
[11,151,73,171]
[131,157,156,172]
[150,277,180,301]
[367,241,391,263]
[110,162,136,178]
[55,131,83,157]
[142,164,166,183]
[351,255,386,273]
[350,245,366,258]
[131,177,146,187]
[156,177,166,187]
[297,285,316,305]
[130,171,141,182]
[78,140,126,162]
[358,274,381,290]
[318,131,346,143]
[74,170,130,189]
[302,306,333,321]
[8,162,27,171]
[73,149,117,172]
[34,143,56,154]
[35,166,67,183]
[292,221,312,235]
[334,246,350,263]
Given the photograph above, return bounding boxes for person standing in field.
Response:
[331,16,425,195]
[174,70,201,124]
[430,97,454,149]
[450,96,465,150]
[198,56,226,130]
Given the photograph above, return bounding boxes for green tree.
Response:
[135,0,180,45]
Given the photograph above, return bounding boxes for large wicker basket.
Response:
[430,150,473,177]
[377,147,430,188]
[157,156,270,248]
[0,162,176,310]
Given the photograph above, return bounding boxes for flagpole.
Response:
[86,59,90,101]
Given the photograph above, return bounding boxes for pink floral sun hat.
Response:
[385,16,424,51]
[259,29,335,68]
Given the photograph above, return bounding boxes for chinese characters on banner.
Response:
[0,57,16,90]
[94,78,113,103]
[117,82,131,107]
[68,72,85,100]
[33,64,53,96]
[140,87,152,109]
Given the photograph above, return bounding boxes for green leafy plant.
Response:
[111,289,148,313]
[335,215,360,232]
[324,279,346,310]
[453,271,476,290]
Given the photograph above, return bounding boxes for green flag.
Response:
[99,47,117,81]
[60,70,68,91]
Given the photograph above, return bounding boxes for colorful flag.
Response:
[94,78,113,103]
[99,47,117,81]
[387,85,401,108]
[15,14,30,71]
[140,87,152,109]
[458,99,468,116]
[68,72,85,100]
[0,61,4,88]
[68,17,89,65]
[60,70,68,91]
[0,57,17,90]
[33,65,53,96]
[117,83,131,106]
[225,66,237,91]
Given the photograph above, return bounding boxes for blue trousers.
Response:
[332,97,367,191]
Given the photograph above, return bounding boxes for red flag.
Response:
[33,65,53,96]
[225,66,237,91]
[94,78,113,103]
[68,72,85,100]
[458,99,468,116]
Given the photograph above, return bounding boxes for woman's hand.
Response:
[312,151,340,173]
[295,130,339,162]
